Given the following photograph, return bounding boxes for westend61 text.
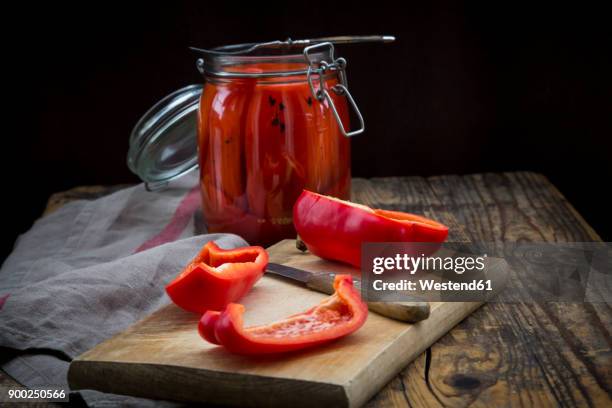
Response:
[372,279,493,291]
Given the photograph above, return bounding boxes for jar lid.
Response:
[127,84,202,191]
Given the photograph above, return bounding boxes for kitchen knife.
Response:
[266,262,430,323]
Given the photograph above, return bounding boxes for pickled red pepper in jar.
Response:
[197,45,357,246]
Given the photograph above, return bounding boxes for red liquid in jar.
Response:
[198,63,351,246]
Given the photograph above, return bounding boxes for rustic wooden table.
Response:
[1,171,610,407]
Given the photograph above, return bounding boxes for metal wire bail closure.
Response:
[304,42,365,137]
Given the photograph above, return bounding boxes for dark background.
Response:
[4,2,611,261]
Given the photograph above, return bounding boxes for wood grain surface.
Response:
[2,171,609,407]
[355,173,610,408]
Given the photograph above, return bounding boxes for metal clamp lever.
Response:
[304,42,365,137]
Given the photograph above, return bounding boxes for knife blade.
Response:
[266,262,430,323]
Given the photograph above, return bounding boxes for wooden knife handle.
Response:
[306,273,430,323]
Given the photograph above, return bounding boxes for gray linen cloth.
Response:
[0,172,248,406]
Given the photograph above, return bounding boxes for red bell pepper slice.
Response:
[293,190,449,267]
[166,241,268,314]
[199,274,368,354]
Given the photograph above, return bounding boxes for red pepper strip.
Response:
[166,241,268,314]
[293,190,449,267]
[199,274,368,354]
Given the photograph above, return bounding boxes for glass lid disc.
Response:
[127,84,202,191]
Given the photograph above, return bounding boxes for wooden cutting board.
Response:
[68,240,483,408]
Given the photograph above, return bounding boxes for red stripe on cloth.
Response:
[0,294,9,310]
[134,186,201,253]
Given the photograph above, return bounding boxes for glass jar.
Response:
[196,43,362,246]
[127,39,373,247]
